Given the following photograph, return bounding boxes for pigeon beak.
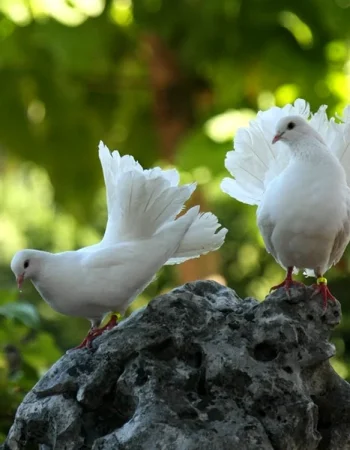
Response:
[16,274,24,290]
[272,133,283,144]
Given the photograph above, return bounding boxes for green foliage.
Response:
[1,0,350,439]
[0,301,40,329]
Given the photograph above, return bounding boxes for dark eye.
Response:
[24,260,30,269]
[287,122,295,130]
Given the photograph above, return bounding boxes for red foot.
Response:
[73,328,98,350]
[72,315,119,350]
[99,314,118,332]
[270,267,304,295]
[311,282,336,309]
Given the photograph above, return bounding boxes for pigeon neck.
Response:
[287,139,333,164]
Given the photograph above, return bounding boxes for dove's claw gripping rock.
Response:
[311,277,336,309]
[73,328,99,350]
[102,314,119,331]
[90,314,119,336]
[73,314,119,350]
[270,267,304,295]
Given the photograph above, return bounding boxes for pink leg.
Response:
[89,314,119,337]
[311,277,336,309]
[270,267,305,294]
[72,315,119,350]
[73,327,99,350]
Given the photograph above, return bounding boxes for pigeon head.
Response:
[272,115,325,146]
[11,249,43,290]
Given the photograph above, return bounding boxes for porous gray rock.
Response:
[3,280,350,450]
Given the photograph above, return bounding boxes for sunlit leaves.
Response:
[0,302,40,328]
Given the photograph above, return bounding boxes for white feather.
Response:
[10,142,227,334]
[221,99,350,285]
[99,142,227,256]
[166,212,227,264]
[101,170,196,244]
[221,99,317,205]
[330,106,350,186]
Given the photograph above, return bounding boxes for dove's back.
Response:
[32,207,199,319]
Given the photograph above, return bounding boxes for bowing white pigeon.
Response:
[221,99,350,306]
[11,142,227,348]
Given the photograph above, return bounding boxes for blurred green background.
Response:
[1,0,350,439]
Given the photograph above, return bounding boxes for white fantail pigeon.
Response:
[11,142,227,348]
[221,99,350,307]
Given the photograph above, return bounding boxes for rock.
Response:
[2,280,349,450]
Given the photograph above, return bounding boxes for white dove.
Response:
[221,99,350,307]
[11,142,227,349]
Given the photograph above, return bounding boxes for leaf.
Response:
[0,302,40,329]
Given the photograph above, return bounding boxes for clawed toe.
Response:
[72,314,120,350]
[270,279,305,294]
[311,277,336,309]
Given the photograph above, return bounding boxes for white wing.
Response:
[101,170,196,244]
[99,141,179,214]
[326,106,350,186]
[221,100,350,206]
[98,142,195,244]
[98,142,226,260]
[221,99,311,205]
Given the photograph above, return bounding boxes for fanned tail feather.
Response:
[165,212,228,264]
[99,141,227,258]
[99,141,142,214]
[330,106,350,185]
[99,141,180,215]
[102,170,196,243]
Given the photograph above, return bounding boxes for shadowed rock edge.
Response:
[3,280,350,450]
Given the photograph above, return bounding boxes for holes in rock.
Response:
[196,368,208,396]
[146,337,177,361]
[187,392,197,402]
[67,366,79,377]
[207,408,224,422]
[194,368,213,410]
[228,321,240,331]
[253,342,278,362]
[180,343,204,369]
[177,406,199,420]
[244,312,255,322]
[212,370,252,397]
[190,350,203,368]
[135,367,149,386]
[296,327,307,346]
[81,386,136,446]
[282,366,293,374]
[307,314,314,321]
[230,370,252,396]
[24,420,50,443]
